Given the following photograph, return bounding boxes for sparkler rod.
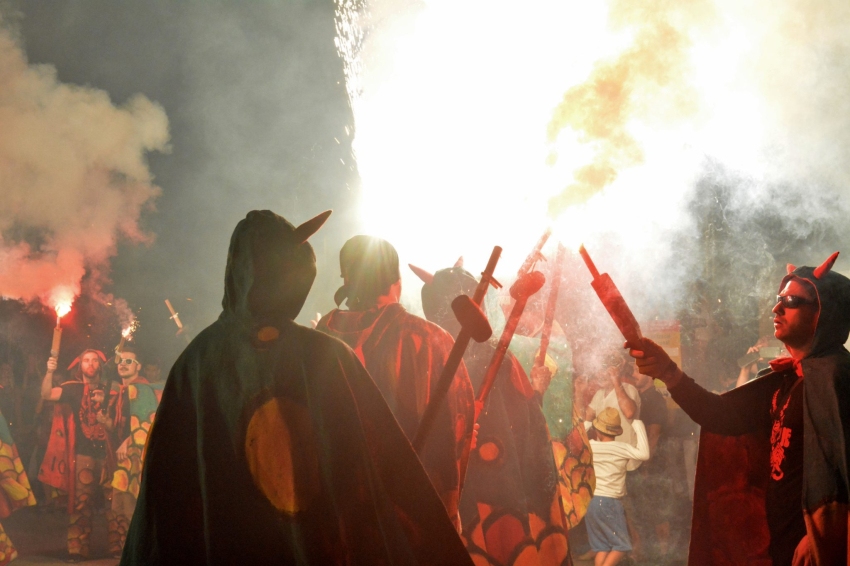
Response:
[535,243,566,368]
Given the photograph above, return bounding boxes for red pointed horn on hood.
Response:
[786,264,796,275]
[814,251,840,279]
[408,264,434,285]
[454,256,464,268]
[293,210,332,244]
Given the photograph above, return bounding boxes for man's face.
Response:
[80,352,101,379]
[773,279,819,351]
[143,363,161,382]
[117,352,140,379]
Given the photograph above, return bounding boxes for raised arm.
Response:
[41,357,62,401]
[626,419,651,471]
[629,338,772,436]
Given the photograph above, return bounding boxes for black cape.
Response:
[121,211,472,565]
[676,263,850,565]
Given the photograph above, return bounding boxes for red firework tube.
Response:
[578,244,643,346]
[474,270,546,422]
[412,246,502,454]
[535,243,566,367]
[517,228,552,276]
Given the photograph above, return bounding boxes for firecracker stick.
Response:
[412,246,502,454]
[535,242,566,369]
[474,269,546,422]
[578,244,643,346]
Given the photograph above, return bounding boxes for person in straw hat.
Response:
[585,407,649,566]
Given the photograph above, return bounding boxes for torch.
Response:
[50,302,72,358]
[578,245,642,346]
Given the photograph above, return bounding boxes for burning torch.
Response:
[50,302,72,359]
[534,242,566,372]
[578,245,642,346]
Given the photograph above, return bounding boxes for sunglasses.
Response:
[775,295,816,309]
[118,358,139,365]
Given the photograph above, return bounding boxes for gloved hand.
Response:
[626,337,683,387]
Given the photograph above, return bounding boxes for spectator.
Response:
[581,352,641,446]
[586,407,650,566]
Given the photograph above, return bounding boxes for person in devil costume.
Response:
[40,348,120,562]
[120,211,473,565]
[409,261,572,565]
[316,236,475,529]
[629,252,850,566]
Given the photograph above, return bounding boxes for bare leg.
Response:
[601,550,625,566]
[594,551,608,566]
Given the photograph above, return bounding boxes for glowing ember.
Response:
[122,319,140,340]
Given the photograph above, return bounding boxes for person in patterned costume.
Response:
[0,403,37,565]
[107,346,159,557]
[316,236,475,529]
[39,349,120,562]
[630,252,850,565]
[121,210,473,565]
[413,263,573,565]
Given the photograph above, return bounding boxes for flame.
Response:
[49,286,75,319]
[55,302,72,319]
[122,319,140,340]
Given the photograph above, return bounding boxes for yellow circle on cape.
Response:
[245,396,319,515]
[478,441,500,462]
[256,327,280,342]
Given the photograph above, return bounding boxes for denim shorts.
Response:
[585,496,632,552]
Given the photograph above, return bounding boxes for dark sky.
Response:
[9,1,361,366]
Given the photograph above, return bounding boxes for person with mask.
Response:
[316,236,475,529]
[121,211,472,565]
[411,262,572,565]
[629,252,850,565]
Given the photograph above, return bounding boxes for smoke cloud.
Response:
[546,0,712,213]
[0,20,169,310]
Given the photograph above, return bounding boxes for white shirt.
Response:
[588,383,641,445]
[589,419,650,499]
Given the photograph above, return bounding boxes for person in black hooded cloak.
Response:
[629,252,850,566]
[413,263,572,566]
[120,210,473,566]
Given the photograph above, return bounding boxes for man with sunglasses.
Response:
[108,346,159,558]
[628,253,850,565]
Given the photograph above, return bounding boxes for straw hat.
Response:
[592,407,623,437]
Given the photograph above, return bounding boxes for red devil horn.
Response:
[67,356,81,370]
[408,264,434,285]
[454,256,464,268]
[814,251,840,279]
[786,264,796,275]
[293,210,332,244]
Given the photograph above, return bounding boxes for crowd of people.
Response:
[0,209,847,566]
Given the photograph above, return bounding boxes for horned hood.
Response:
[221,209,330,326]
[781,252,850,358]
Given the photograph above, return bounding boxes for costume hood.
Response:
[221,209,330,326]
[417,265,478,333]
[781,252,850,357]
